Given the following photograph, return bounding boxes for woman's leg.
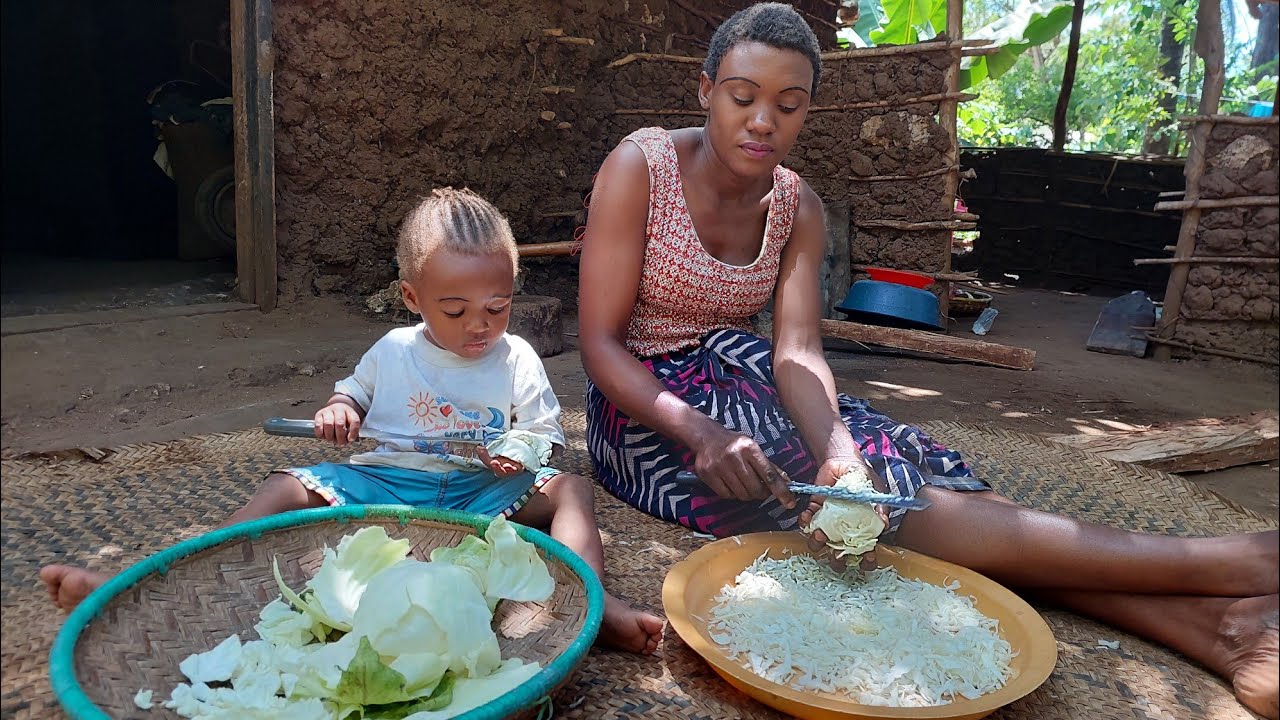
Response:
[42,473,327,611]
[1038,590,1278,719]
[511,473,664,654]
[892,486,1278,597]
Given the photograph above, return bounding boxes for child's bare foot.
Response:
[40,565,109,612]
[599,594,664,654]
[1220,594,1278,719]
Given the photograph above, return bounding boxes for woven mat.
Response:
[2,414,1276,720]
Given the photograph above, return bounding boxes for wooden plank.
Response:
[231,0,277,311]
[1134,256,1278,266]
[518,240,578,257]
[1154,1,1223,360]
[1047,411,1279,473]
[935,0,964,321]
[819,318,1036,370]
[1154,195,1278,211]
[1,303,259,337]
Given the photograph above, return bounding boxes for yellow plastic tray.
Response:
[662,533,1057,720]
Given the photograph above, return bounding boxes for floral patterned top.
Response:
[622,127,800,357]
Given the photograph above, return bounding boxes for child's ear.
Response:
[400,280,422,314]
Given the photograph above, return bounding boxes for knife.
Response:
[673,470,931,511]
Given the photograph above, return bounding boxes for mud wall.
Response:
[1170,121,1279,363]
[271,0,954,307]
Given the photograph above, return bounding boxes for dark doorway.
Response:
[1,1,236,317]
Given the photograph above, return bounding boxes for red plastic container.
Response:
[864,267,934,289]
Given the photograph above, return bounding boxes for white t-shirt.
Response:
[334,325,564,473]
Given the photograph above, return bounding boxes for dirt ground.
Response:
[2,288,1276,519]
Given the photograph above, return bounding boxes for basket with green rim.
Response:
[50,505,604,720]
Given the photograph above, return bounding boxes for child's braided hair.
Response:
[396,187,518,279]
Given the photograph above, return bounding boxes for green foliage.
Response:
[867,0,946,44]
[959,0,1075,88]
[958,0,1278,153]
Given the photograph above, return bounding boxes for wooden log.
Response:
[1154,196,1279,211]
[1145,334,1280,365]
[518,241,578,257]
[1133,256,1279,266]
[819,318,1036,370]
[509,295,564,358]
[856,219,977,231]
[811,92,977,113]
[1046,411,1279,473]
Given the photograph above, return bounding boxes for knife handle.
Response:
[262,417,318,438]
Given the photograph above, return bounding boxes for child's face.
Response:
[401,247,515,360]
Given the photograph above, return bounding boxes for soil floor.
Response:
[2,287,1276,519]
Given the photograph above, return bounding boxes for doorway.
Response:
[1,1,238,318]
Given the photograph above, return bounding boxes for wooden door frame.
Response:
[230,0,276,311]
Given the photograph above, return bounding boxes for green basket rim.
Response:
[50,504,605,720]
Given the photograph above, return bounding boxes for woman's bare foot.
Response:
[40,565,110,612]
[1219,594,1279,719]
[599,594,664,654]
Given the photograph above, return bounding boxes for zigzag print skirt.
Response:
[585,328,988,538]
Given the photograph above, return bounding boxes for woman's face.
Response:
[699,40,813,178]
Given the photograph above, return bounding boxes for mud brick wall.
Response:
[271,0,947,307]
[798,51,954,275]
[1172,121,1279,363]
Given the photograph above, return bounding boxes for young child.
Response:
[41,188,663,654]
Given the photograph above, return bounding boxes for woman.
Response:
[577,3,1278,716]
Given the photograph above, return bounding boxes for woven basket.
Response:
[49,505,604,720]
[949,290,993,317]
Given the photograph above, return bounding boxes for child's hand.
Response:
[315,402,362,445]
[476,446,525,477]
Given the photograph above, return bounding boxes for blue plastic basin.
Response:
[835,279,943,331]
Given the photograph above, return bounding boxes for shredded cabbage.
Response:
[805,465,887,557]
[151,519,551,719]
[707,554,1014,706]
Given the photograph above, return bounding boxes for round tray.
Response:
[662,533,1057,720]
[51,505,605,720]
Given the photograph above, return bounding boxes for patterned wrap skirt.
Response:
[586,328,988,538]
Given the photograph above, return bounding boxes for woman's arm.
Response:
[578,142,789,504]
[771,184,887,493]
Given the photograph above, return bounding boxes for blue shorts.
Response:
[275,462,562,518]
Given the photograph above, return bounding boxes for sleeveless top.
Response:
[622,127,801,357]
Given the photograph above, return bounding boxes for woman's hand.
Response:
[314,401,363,446]
[476,446,526,478]
[692,424,797,509]
[799,457,890,571]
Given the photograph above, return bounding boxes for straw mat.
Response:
[2,414,1276,719]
